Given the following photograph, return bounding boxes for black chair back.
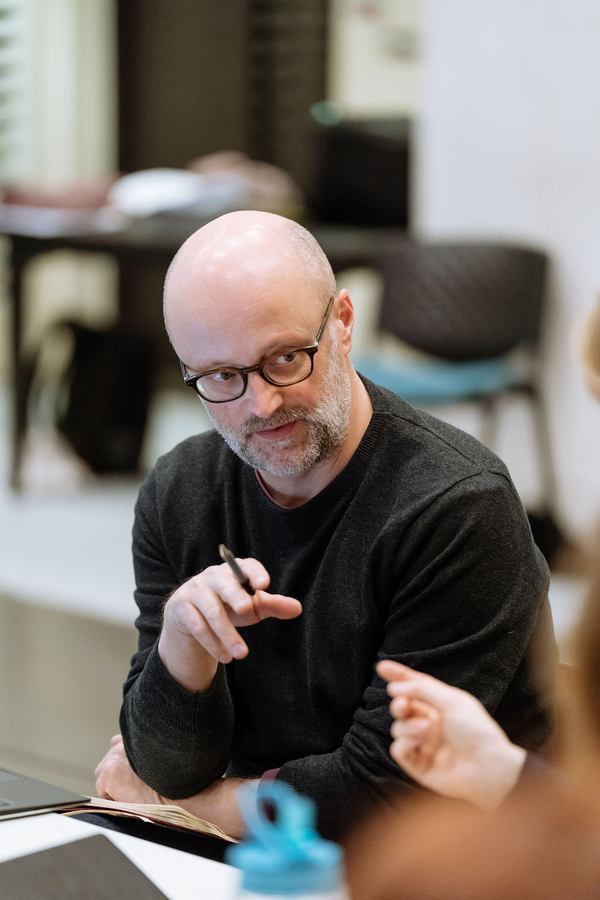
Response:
[378,242,548,361]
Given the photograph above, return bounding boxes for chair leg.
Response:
[479,394,499,451]
[528,382,560,519]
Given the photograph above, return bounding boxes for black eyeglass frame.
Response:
[179,294,336,403]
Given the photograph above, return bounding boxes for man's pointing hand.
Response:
[159,557,302,692]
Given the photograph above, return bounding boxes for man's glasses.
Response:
[180,295,335,403]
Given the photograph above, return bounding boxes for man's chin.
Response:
[243,438,313,476]
[213,410,347,477]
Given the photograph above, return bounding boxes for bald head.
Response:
[164,211,336,347]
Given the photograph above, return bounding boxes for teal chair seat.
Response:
[353,354,516,407]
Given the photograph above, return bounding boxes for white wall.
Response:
[0,0,118,376]
[329,0,421,115]
[416,0,600,540]
[29,0,117,186]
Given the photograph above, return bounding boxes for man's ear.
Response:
[335,289,355,354]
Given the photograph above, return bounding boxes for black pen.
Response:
[218,543,255,596]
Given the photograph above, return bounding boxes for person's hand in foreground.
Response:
[376,660,527,811]
[95,734,251,839]
[159,556,302,693]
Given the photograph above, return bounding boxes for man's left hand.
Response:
[94,736,253,839]
[95,734,164,805]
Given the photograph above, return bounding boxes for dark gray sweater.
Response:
[120,379,556,839]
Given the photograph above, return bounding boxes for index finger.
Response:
[377,660,453,696]
[384,674,469,713]
[377,660,417,683]
[234,557,271,593]
[209,556,272,608]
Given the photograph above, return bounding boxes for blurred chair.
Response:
[353,241,561,557]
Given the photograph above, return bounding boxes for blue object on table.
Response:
[226,782,345,897]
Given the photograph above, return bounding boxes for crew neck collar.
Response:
[249,378,387,516]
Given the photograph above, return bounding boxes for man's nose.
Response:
[243,372,285,419]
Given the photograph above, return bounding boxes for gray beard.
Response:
[203,341,352,476]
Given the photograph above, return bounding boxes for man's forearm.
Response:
[94,734,252,841]
[178,777,256,840]
[120,645,234,799]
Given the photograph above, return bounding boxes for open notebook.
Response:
[0,766,236,842]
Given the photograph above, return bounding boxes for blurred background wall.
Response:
[416,0,600,541]
[329,0,420,116]
[0,0,118,374]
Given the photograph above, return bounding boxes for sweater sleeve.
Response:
[275,473,556,838]
[119,469,235,798]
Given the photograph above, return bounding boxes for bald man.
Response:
[95,212,555,841]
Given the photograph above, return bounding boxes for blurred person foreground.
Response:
[342,297,600,900]
[344,778,600,900]
[344,574,600,900]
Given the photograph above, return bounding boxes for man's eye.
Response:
[273,352,297,365]
[210,370,237,383]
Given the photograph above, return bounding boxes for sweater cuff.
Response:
[259,768,281,822]
[133,643,233,735]
[260,768,281,783]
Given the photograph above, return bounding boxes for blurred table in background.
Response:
[1,204,405,489]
